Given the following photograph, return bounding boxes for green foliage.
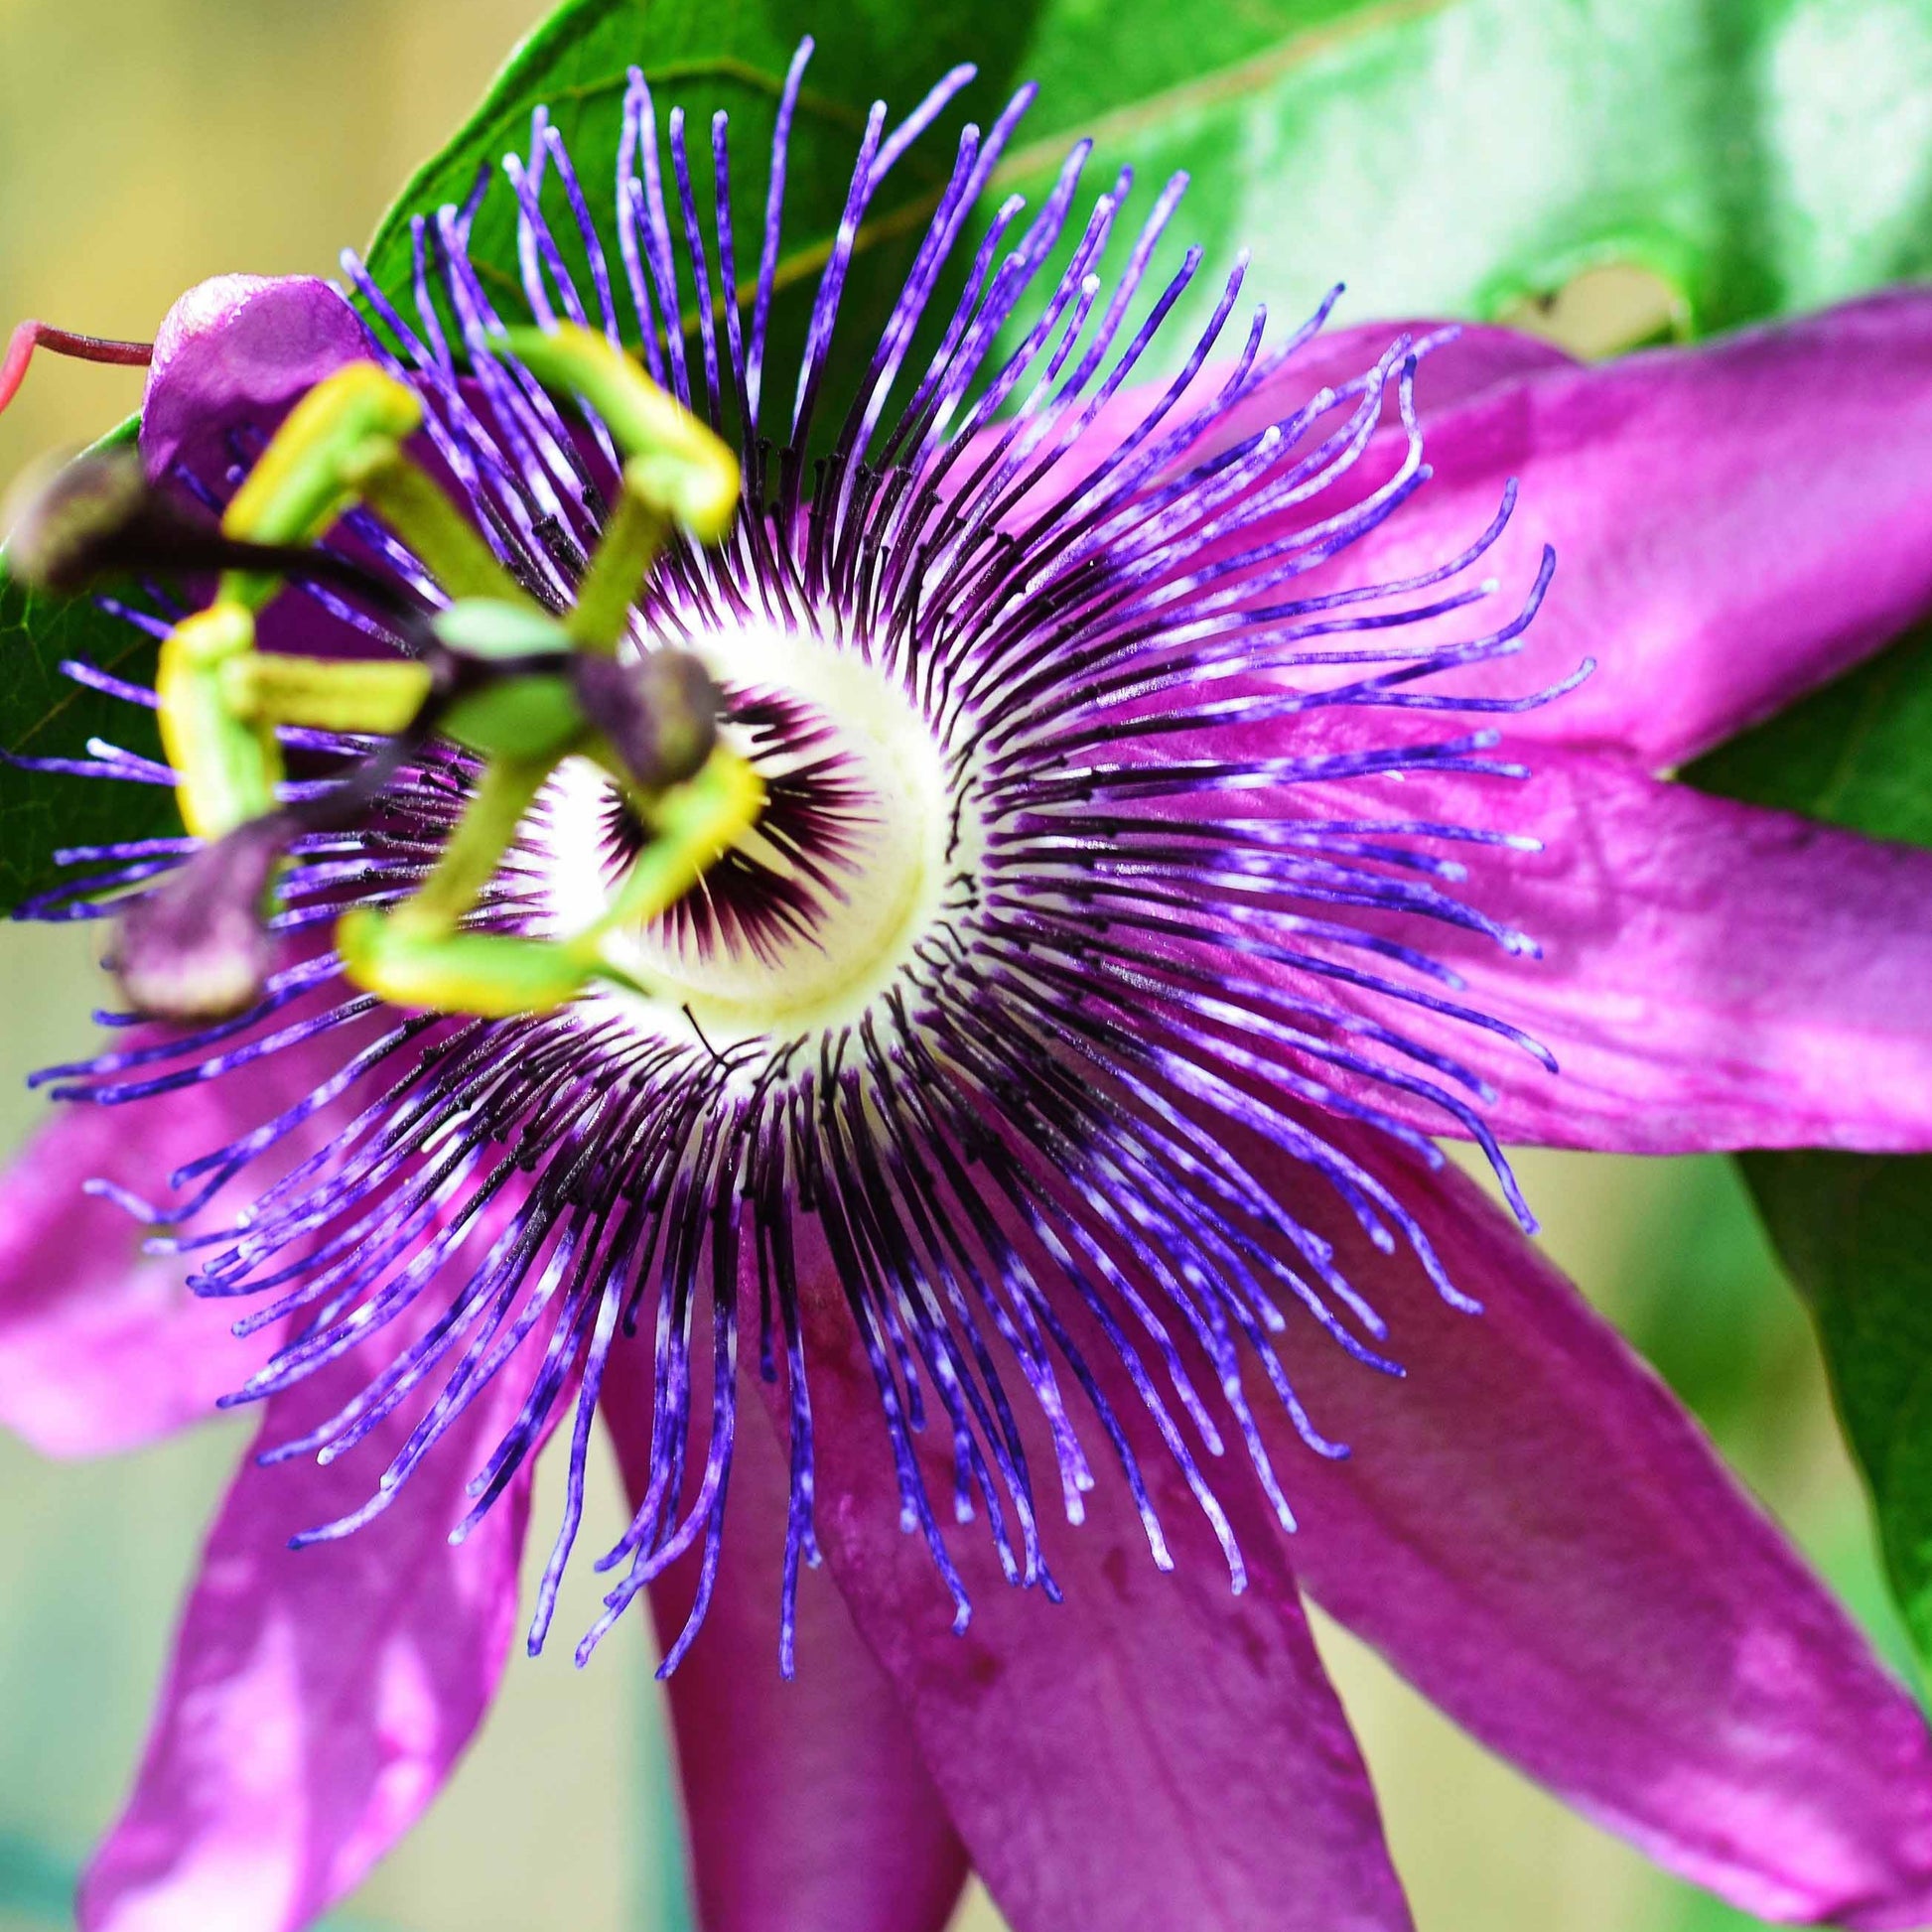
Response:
[339,0,1932,496]
[1694,622,1932,851]
[1691,624,1932,1673]
[1735,1148,1932,1665]
[0,419,172,912]
[367,0,1932,385]
[356,0,1041,408]
[1599,1156,1811,1442]
[980,0,1932,376]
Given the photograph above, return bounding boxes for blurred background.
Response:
[0,1,1913,1928]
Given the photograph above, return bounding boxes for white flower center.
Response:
[541,617,961,1048]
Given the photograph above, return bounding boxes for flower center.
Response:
[539,617,959,1046]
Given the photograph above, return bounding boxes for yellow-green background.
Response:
[0,3,1905,1926]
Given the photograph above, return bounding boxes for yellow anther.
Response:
[156,603,280,840]
[217,653,435,734]
[350,453,535,609]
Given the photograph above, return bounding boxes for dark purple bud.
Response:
[2,447,152,594]
[572,648,719,790]
[111,814,292,1022]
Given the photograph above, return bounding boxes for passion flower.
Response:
[10,38,1932,1932]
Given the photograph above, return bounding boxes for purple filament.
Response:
[25,42,1578,1677]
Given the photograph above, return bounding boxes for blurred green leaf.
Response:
[1666,1886,1785,1932]
[634,1687,696,1931]
[0,1829,70,1925]
[1596,1157,1811,1440]
[1690,622,1932,1672]
[0,418,173,914]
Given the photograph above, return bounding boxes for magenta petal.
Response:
[0,1094,253,1456]
[1267,1127,1932,1928]
[0,1037,360,1457]
[1295,739,1932,1154]
[781,1239,1413,1932]
[141,275,370,483]
[1280,290,1932,765]
[78,1328,536,1932]
[601,1349,969,1932]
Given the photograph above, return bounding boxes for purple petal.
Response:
[0,1031,359,1456]
[1266,1123,1932,1929]
[779,1231,1413,1932]
[141,276,371,484]
[1291,734,1932,1153]
[600,1348,970,1932]
[78,1312,536,1932]
[1273,291,1932,766]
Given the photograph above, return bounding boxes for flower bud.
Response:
[111,813,291,1021]
[573,648,719,790]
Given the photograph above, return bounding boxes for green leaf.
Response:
[1689,624,1932,1670]
[981,0,1932,370]
[355,0,1047,396]
[0,418,174,914]
[1692,621,1932,850]
[1732,1147,1932,1663]
[360,0,1932,407]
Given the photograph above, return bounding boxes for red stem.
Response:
[0,321,154,419]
